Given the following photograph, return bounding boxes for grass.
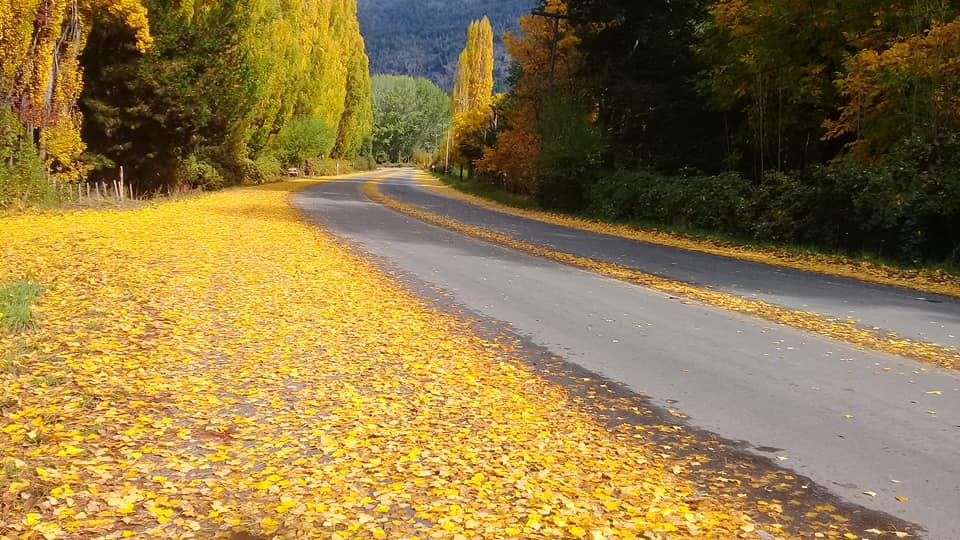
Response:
[432,171,540,210]
[0,280,43,332]
[427,171,960,283]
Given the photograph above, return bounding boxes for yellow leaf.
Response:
[8,480,30,493]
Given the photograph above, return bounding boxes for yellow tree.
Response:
[825,16,960,157]
[476,0,580,194]
[451,17,494,115]
[0,0,150,181]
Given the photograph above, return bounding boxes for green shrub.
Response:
[587,169,750,233]
[0,108,55,208]
[273,116,336,168]
[351,155,376,171]
[582,130,960,265]
[175,155,224,190]
[537,95,604,210]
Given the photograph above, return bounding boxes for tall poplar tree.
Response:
[451,17,494,115]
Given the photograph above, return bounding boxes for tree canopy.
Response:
[371,75,451,163]
[2,0,374,200]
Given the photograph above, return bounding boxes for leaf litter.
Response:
[0,180,911,539]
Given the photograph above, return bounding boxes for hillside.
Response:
[357,0,536,91]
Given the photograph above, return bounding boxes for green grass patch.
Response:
[432,171,540,210]
[0,280,43,332]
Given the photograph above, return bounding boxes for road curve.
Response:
[293,169,960,539]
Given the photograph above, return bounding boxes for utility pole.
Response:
[445,130,451,173]
[531,8,572,91]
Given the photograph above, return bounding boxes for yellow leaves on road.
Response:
[1,182,761,538]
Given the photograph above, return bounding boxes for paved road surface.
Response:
[293,170,960,539]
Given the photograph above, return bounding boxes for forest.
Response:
[441,0,960,267]
[0,0,373,204]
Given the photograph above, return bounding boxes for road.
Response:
[293,169,960,539]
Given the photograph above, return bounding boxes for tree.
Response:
[451,17,495,114]
[567,0,724,173]
[80,0,373,192]
[825,15,960,157]
[333,31,375,159]
[371,75,451,163]
[476,0,581,195]
[0,0,151,183]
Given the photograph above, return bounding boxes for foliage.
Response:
[535,94,603,209]
[566,0,724,173]
[270,117,337,169]
[452,17,495,114]
[174,154,224,191]
[585,131,960,265]
[0,280,43,332]
[356,0,534,90]
[0,0,152,185]
[476,0,581,195]
[79,0,373,193]
[448,18,498,175]
[303,158,353,176]
[476,126,541,194]
[371,75,451,163]
[826,15,960,157]
[333,35,376,159]
[0,109,53,208]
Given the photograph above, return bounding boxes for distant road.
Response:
[294,169,960,539]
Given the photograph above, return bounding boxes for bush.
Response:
[587,169,751,234]
[0,109,55,208]
[175,155,224,190]
[537,95,604,210]
[256,156,282,181]
[272,116,336,168]
[412,149,433,169]
[582,130,960,265]
[352,155,376,171]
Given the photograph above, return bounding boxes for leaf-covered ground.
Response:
[1,182,767,539]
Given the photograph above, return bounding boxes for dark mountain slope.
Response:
[357,0,536,91]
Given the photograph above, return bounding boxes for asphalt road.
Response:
[293,170,960,539]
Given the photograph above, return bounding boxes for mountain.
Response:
[357,0,537,91]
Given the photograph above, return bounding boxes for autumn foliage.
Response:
[826,16,960,156]
[0,0,151,184]
[0,0,374,203]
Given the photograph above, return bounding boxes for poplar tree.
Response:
[451,17,494,115]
